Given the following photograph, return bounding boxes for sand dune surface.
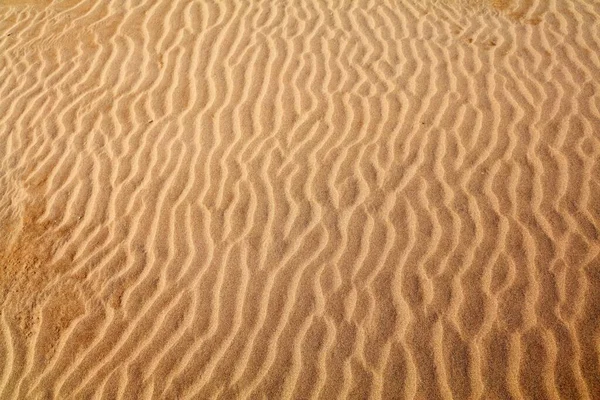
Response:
[1,0,599,398]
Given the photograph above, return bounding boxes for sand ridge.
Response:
[0,0,599,398]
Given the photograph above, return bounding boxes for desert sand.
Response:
[0,0,599,398]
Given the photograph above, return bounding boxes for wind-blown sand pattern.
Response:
[0,0,599,398]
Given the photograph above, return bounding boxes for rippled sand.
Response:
[1,0,599,398]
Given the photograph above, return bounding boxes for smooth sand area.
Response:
[0,0,599,398]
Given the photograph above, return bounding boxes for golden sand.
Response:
[0,0,599,398]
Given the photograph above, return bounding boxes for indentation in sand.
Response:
[0,190,81,337]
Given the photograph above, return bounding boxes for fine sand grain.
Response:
[1,0,599,398]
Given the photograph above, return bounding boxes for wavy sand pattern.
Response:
[0,0,599,398]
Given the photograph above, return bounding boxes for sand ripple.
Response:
[0,0,599,398]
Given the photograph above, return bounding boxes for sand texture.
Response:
[0,0,599,398]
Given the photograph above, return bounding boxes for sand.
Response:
[0,0,599,398]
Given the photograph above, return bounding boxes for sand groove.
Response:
[1,0,599,398]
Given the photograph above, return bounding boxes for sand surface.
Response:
[0,0,599,398]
